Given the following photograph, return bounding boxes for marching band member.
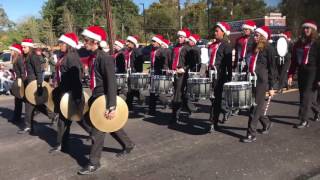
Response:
[49,32,86,153]
[148,34,169,115]
[234,20,256,72]
[113,39,126,74]
[17,38,53,135]
[170,28,192,124]
[125,35,145,110]
[208,22,233,132]
[188,34,201,72]
[241,26,276,143]
[277,31,292,93]
[288,20,320,128]
[78,26,133,175]
[9,43,25,122]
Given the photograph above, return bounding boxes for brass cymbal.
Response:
[45,85,55,112]
[10,78,24,99]
[89,96,128,133]
[59,91,89,121]
[25,80,50,105]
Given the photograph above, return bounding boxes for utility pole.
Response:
[103,0,114,54]
[178,0,182,29]
[140,3,146,44]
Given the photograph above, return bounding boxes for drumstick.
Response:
[264,96,272,116]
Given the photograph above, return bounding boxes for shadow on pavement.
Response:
[271,99,300,106]
[269,115,298,126]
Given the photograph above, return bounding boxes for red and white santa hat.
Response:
[114,39,126,49]
[127,35,139,48]
[302,20,317,31]
[21,38,34,48]
[216,22,231,36]
[281,31,292,40]
[152,34,164,45]
[58,32,79,49]
[189,34,201,44]
[177,28,191,38]
[9,43,23,54]
[255,26,271,40]
[161,39,170,48]
[242,20,256,31]
[81,26,108,48]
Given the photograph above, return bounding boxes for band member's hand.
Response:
[269,89,275,97]
[105,109,116,120]
[176,68,185,74]
[17,78,22,87]
[288,77,292,87]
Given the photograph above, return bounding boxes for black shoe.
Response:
[314,113,320,122]
[78,164,101,175]
[241,135,256,143]
[17,128,31,134]
[49,145,62,154]
[148,109,156,115]
[116,144,135,157]
[278,89,283,94]
[260,122,273,135]
[294,121,309,129]
[51,114,59,125]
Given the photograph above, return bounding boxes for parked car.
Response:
[0,51,12,70]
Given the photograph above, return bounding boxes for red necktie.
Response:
[89,54,96,90]
[302,43,312,65]
[240,37,248,59]
[151,49,157,65]
[249,51,259,74]
[172,45,182,70]
[208,42,221,67]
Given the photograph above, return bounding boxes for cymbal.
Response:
[45,85,55,112]
[25,80,50,105]
[89,96,128,133]
[60,91,89,121]
[10,78,24,99]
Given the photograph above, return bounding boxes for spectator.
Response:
[0,63,13,95]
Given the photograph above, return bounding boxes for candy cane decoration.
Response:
[264,96,272,116]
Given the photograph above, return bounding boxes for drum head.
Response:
[277,37,288,57]
[25,80,50,105]
[10,78,24,99]
[89,96,128,133]
[60,91,89,121]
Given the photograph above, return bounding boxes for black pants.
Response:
[277,60,290,90]
[247,82,270,136]
[149,93,170,111]
[12,97,23,121]
[172,73,187,119]
[24,102,53,130]
[210,79,225,124]
[312,89,320,115]
[126,89,142,109]
[87,97,134,166]
[298,67,317,122]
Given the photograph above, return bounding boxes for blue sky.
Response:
[1,0,280,23]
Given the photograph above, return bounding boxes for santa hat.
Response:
[81,26,108,48]
[161,39,170,48]
[114,40,126,49]
[216,22,231,36]
[152,34,164,45]
[9,43,23,54]
[58,32,79,49]
[242,20,256,31]
[189,34,201,44]
[21,38,34,48]
[177,28,191,38]
[255,26,271,40]
[302,20,317,31]
[127,35,139,48]
[281,31,292,40]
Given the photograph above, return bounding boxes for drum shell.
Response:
[223,82,252,109]
[116,74,128,90]
[128,73,149,90]
[187,78,212,101]
[232,72,248,81]
[150,75,173,94]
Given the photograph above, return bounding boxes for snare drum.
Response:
[115,74,128,90]
[188,72,201,79]
[128,73,149,90]
[150,75,173,94]
[223,81,252,110]
[232,72,248,81]
[187,78,212,101]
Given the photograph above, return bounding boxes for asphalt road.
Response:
[0,91,320,180]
